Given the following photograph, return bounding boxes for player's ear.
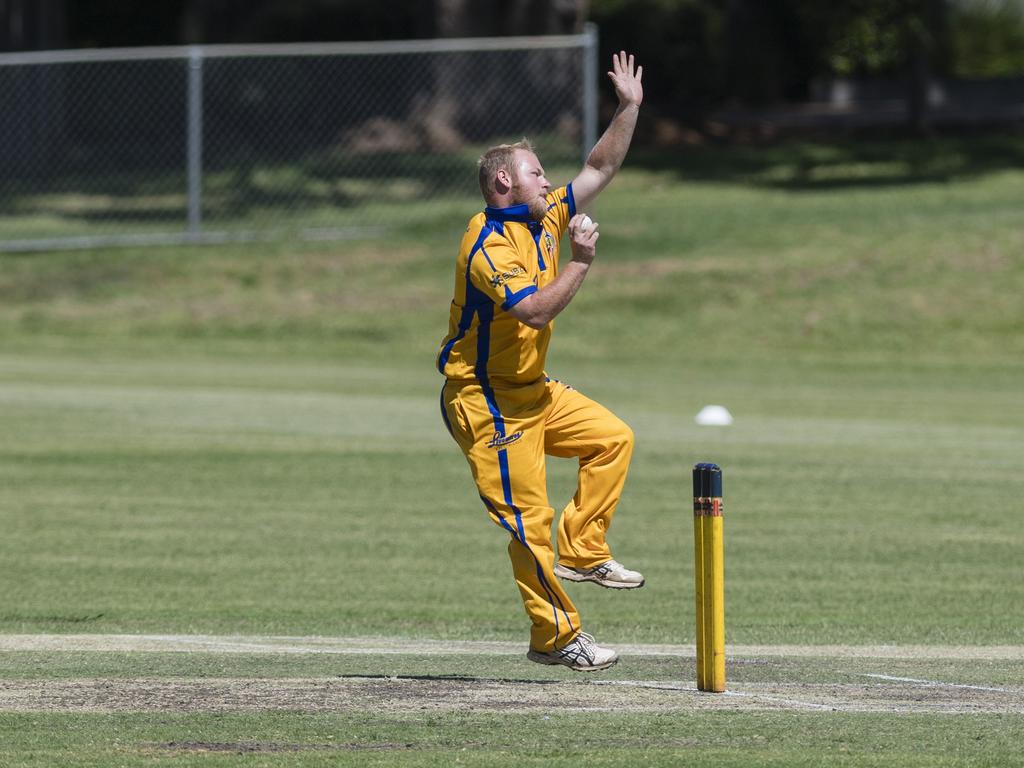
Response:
[495,168,512,195]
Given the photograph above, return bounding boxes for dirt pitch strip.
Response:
[3,635,1024,659]
[1,635,1022,715]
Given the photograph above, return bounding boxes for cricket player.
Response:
[437,52,644,671]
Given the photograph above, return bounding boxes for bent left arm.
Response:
[571,51,643,211]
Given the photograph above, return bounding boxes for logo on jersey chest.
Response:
[543,232,556,262]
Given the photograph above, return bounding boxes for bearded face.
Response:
[510,150,551,221]
[512,184,550,221]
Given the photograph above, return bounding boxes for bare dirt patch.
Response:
[1,676,1020,715]
[3,637,1021,715]
[2,635,1022,660]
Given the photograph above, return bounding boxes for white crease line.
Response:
[858,674,1014,693]
[162,639,332,655]
[121,635,527,655]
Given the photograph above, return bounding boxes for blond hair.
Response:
[478,139,534,200]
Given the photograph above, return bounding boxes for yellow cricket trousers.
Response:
[441,376,634,653]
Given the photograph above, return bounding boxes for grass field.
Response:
[1,137,1023,766]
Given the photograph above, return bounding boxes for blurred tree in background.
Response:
[0,0,66,50]
[589,0,958,115]
[3,0,1023,127]
[949,0,1024,77]
[588,0,1024,130]
[587,0,727,122]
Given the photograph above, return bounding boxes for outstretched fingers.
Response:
[606,51,644,107]
[611,51,638,77]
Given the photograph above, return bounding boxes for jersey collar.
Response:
[484,203,535,224]
[484,203,546,236]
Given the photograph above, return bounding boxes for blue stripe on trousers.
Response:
[439,383,454,437]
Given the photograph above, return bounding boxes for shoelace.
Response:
[558,632,597,664]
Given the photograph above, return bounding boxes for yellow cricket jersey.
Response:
[437,184,576,387]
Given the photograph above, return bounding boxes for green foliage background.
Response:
[589,0,1024,113]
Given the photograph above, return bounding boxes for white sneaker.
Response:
[527,632,619,671]
[554,559,645,589]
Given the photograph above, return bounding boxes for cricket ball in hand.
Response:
[578,214,593,232]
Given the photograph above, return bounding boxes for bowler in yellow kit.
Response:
[438,52,644,671]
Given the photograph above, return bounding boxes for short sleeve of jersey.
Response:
[469,234,538,311]
[544,183,576,237]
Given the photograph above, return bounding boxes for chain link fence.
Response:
[0,28,597,252]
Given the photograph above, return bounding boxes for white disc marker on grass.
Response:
[695,405,733,426]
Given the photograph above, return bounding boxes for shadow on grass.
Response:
[630,133,1024,190]
[0,150,471,226]
[3,135,1023,232]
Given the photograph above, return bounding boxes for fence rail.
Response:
[0,27,598,252]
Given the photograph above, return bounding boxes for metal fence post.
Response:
[0,35,594,252]
[582,22,598,163]
[187,46,203,239]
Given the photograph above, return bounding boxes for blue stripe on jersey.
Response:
[474,300,506,436]
[501,283,537,311]
[436,224,495,373]
[532,225,547,272]
[480,243,497,271]
[436,303,472,373]
[563,182,576,217]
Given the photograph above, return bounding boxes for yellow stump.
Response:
[693,463,725,692]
